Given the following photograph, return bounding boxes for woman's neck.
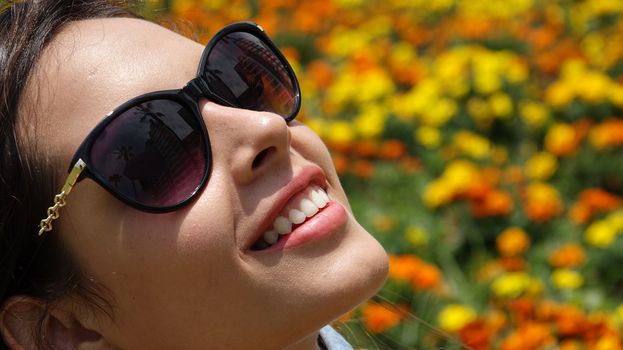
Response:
[282,331,322,350]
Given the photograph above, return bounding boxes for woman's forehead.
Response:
[28,17,203,159]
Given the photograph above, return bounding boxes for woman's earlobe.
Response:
[0,296,112,350]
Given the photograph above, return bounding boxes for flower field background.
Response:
[144,0,623,348]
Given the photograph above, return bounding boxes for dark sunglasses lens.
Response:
[205,31,298,118]
[89,99,207,208]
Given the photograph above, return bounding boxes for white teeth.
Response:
[318,188,330,203]
[254,187,332,250]
[274,216,292,235]
[300,198,319,217]
[288,209,306,224]
[263,230,279,244]
[310,188,329,208]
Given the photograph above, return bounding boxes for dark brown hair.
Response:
[0,0,137,347]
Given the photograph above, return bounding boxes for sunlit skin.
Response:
[15,18,388,349]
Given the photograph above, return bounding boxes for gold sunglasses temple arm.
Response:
[37,159,86,236]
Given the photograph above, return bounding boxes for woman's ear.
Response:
[0,296,44,349]
[0,296,113,350]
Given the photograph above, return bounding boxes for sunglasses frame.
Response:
[38,21,301,235]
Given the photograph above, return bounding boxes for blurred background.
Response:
[139,0,623,348]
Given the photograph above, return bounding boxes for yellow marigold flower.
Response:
[491,272,532,298]
[424,97,457,126]
[304,118,326,139]
[545,81,574,107]
[496,227,530,257]
[474,72,501,95]
[390,41,417,66]
[326,29,369,58]
[355,69,395,103]
[551,269,583,290]
[576,71,609,104]
[544,123,578,156]
[415,126,441,148]
[519,101,549,127]
[608,84,623,107]
[593,335,623,350]
[326,121,355,144]
[585,220,617,248]
[488,92,513,118]
[614,304,623,326]
[354,104,385,139]
[405,226,428,247]
[201,0,226,10]
[466,97,492,124]
[525,152,558,180]
[423,179,453,208]
[443,159,480,195]
[438,304,477,332]
[453,131,491,159]
[506,60,528,83]
[523,182,564,222]
[608,211,623,231]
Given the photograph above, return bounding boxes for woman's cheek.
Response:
[288,122,351,207]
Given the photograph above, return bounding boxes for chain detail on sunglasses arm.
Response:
[38,159,86,236]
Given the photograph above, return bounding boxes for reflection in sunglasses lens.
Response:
[205,32,296,118]
[90,99,207,207]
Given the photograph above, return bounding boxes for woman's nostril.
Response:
[251,146,276,170]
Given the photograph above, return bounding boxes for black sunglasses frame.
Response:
[38,21,301,235]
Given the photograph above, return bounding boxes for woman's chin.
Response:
[321,219,389,319]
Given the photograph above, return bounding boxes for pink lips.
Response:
[245,166,348,252]
[264,200,347,251]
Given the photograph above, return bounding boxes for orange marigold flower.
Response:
[388,255,420,281]
[500,322,555,350]
[496,227,530,257]
[549,244,586,268]
[353,159,374,179]
[523,182,564,222]
[589,118,623,150]
[477,189,514,217]
[508,297,536,322]
[499,257,526,271]
[353,139,379,158]
[306,59,334,88]
[380,139,407,159]
[361,303,403,334]
[458,319,491,350]
[569,202,592,225]
[411,262,442,290]
[555,305,587,337]
[545,122,580,156]
[388,255,442,290]
[560,339,584,350]
[503,165,524,184]
[580,188,621,213]
[331,153,348,176]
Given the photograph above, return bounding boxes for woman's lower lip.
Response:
[262,201,347,252]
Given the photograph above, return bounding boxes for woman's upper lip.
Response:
[243,165,327,251]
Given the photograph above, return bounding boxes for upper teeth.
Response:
[260,187,330,247]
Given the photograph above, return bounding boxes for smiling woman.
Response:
[0,1,388,349]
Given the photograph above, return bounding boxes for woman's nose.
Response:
[200,102,291,185]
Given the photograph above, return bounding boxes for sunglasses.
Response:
[37,21,301,236]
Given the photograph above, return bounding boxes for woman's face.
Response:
[30,18,388,349]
